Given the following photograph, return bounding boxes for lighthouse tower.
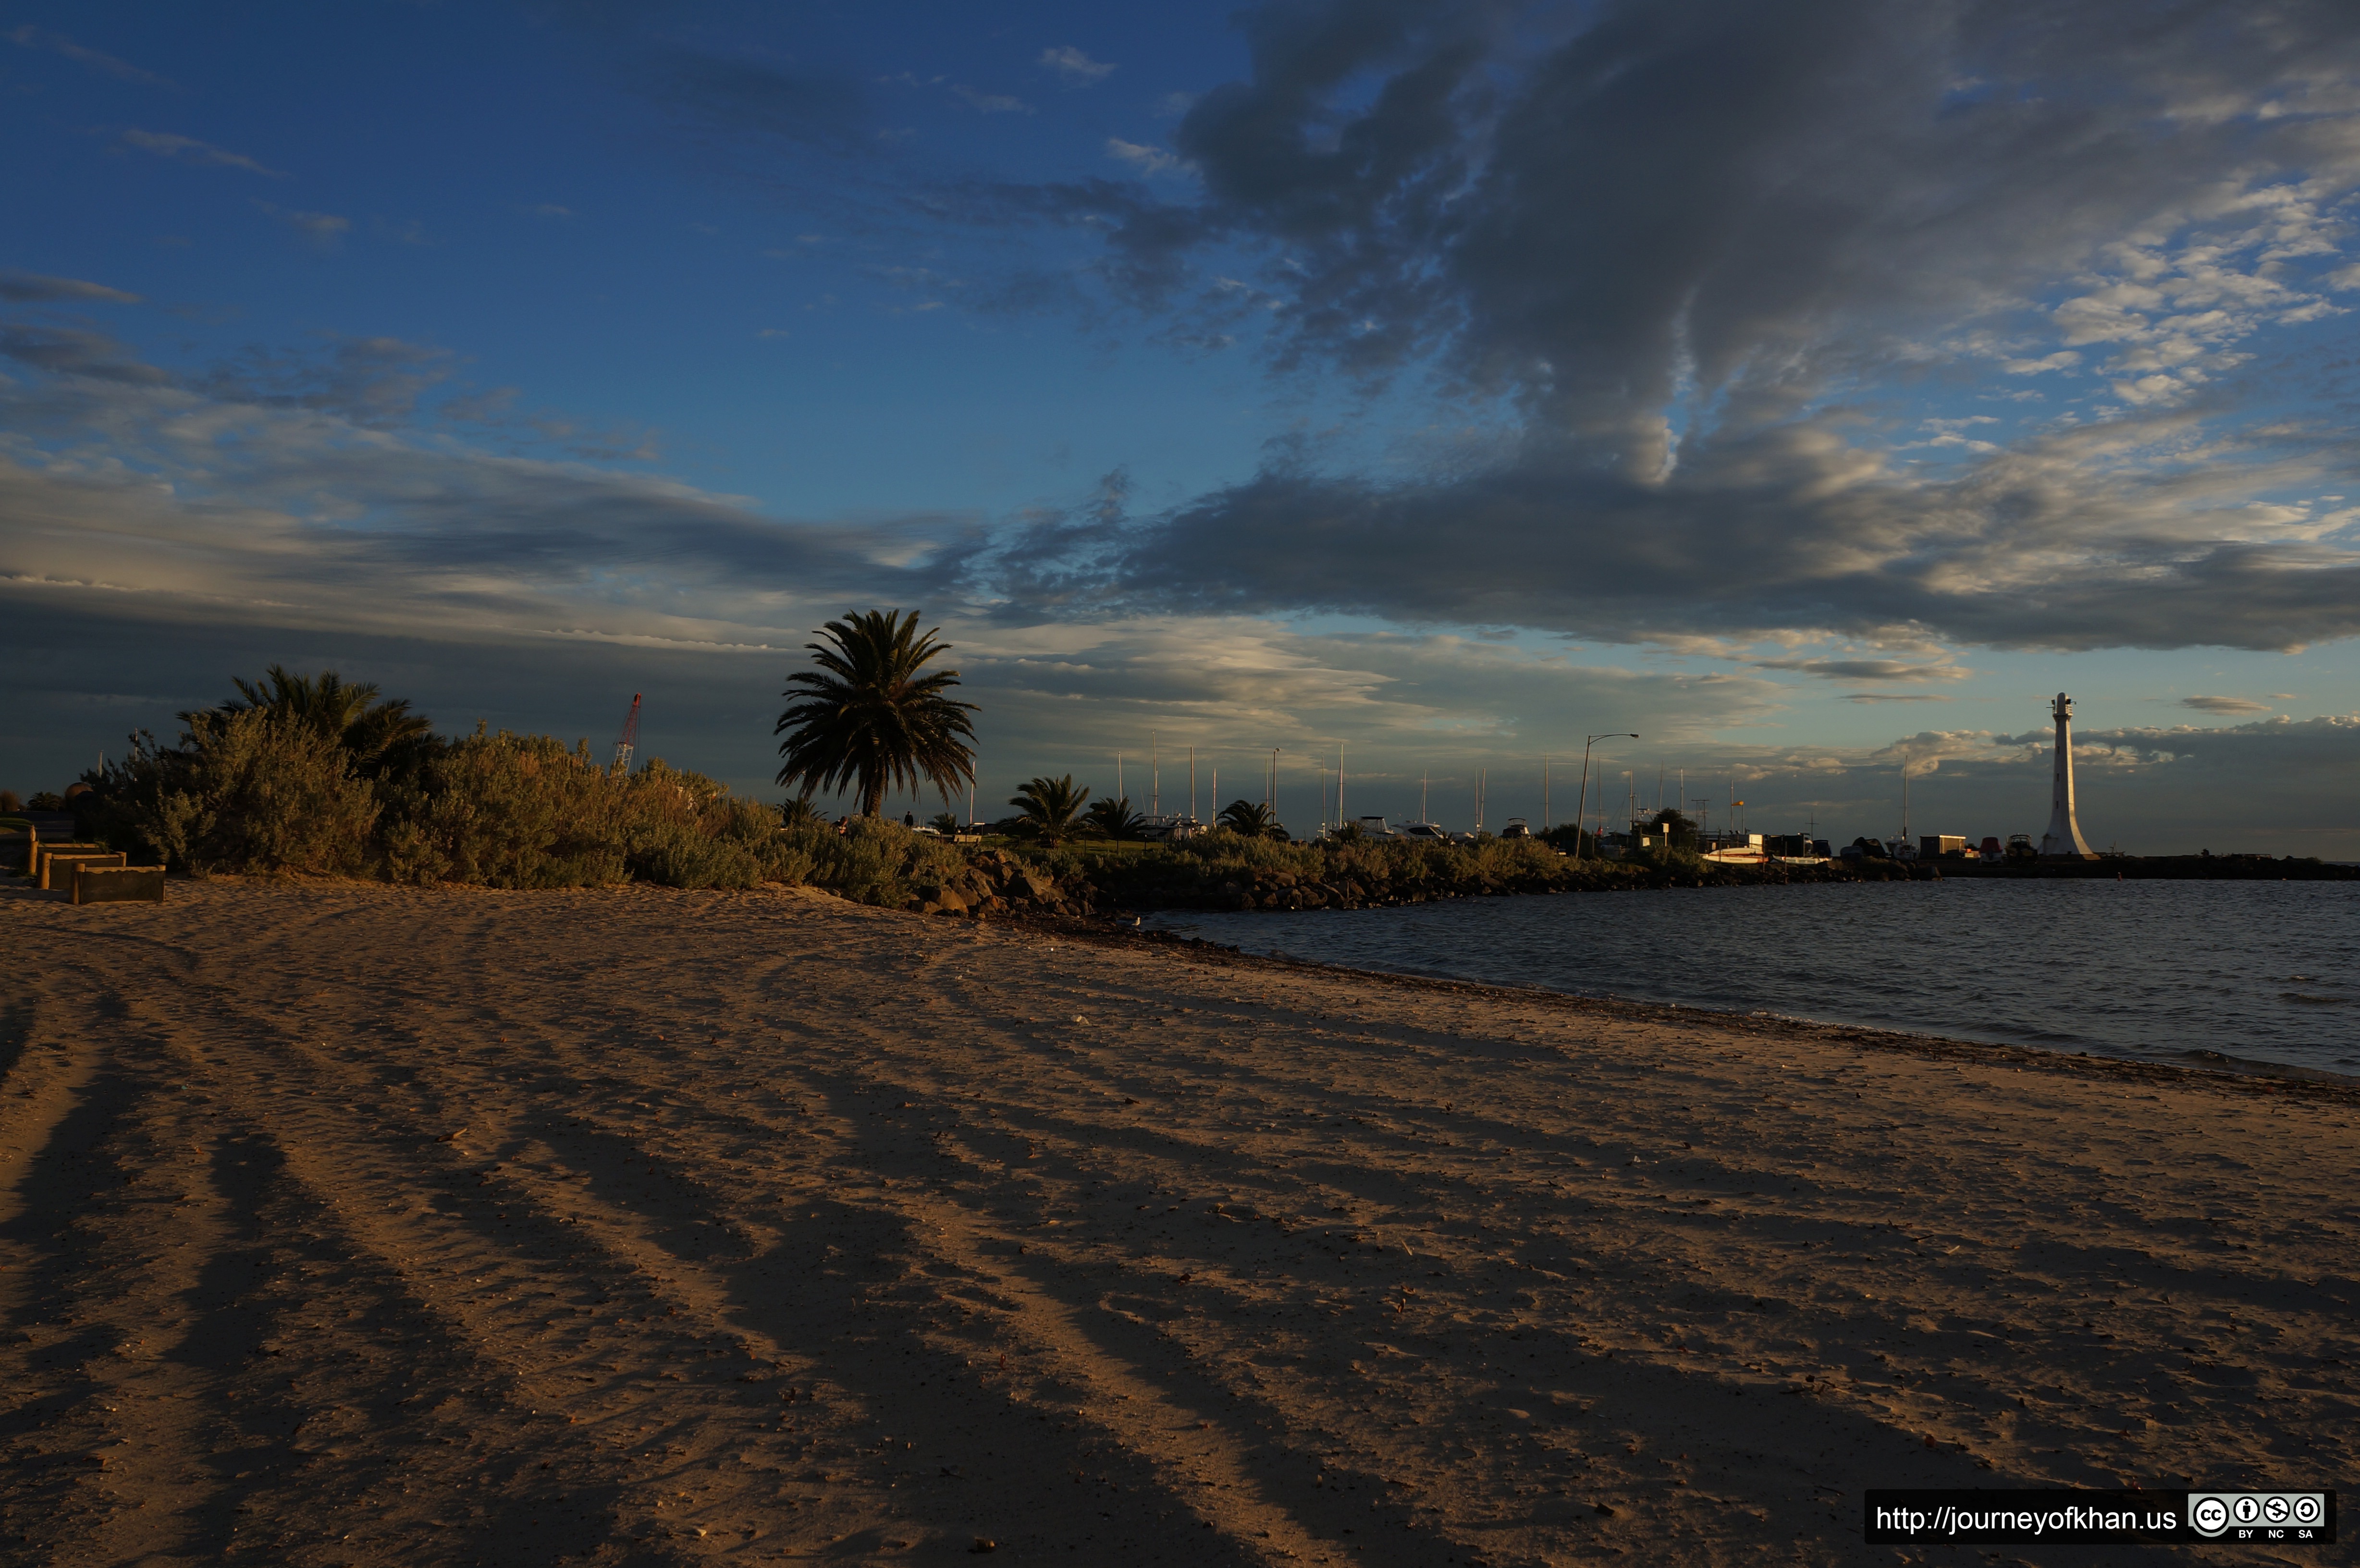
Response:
[2039,692,2097,859]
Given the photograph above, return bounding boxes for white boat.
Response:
[1699,831,1766,864]
[1140,814,1207,842]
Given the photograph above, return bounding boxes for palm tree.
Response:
[774,610,978,818]
[186,665,436,778]
[1218,798,1278,837]
[1010,775,1089,845]
[1084,796,1146,840]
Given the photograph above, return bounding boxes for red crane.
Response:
[612,693,642,774]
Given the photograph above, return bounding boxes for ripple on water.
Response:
[1147,878,2360,1078]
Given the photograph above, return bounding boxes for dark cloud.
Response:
[0,323,172,385]
[1000,419,2360,651]
[190,335,452,427]
[973,0,2360,653]
[2180,694,2275,714]
[0,271,142,305]
[1759,658,1963,682]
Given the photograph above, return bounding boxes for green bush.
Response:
[797,815,968,907]
[96,711,379,878]
[88,711,844,892]
[377,730,627,887]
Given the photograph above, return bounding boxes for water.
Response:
[1146,879,2360,1078]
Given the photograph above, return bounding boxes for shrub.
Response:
[94,712,379,877]
[799,815,967,907]
[377,730,627,887]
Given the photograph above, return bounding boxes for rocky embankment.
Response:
[909,849,1103,919]
[908,845,1902,920]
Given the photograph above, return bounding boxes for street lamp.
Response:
[1573,733,1638,859]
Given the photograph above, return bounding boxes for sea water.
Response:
[1146,877,2360,1078]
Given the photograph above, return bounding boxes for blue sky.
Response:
[6,1,2360,854]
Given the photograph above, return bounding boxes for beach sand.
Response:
[2,879,2354,1566]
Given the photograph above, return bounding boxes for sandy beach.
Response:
[2,879,2354,1567]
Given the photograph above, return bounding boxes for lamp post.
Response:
[1573,733,1637,859]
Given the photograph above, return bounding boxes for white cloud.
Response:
[254,202,352,247]
[1106,138,1186,177]
[1039,46,1115,86]
[8,24,163,85]
[118,129,285,177]
[2002,350,2080,375]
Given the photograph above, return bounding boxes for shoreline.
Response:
[1119,893,2360,1091]
[1107,914,2360,1096]
[7,879,2357,1566]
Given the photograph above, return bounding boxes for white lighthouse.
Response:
[2039,692,2097,859]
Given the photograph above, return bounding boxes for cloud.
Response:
[2179,694,2274,714]
[254,202,352,247]
[1039,46,1116,86]
[0,358,963,659]
[953,86,1033,115]
[7,24,164,84]
[0,272,141,305]
[191,334,453,427]
[0,322,173,385]
[1106,139,1187,177]
[2001,351,2081,375]
[1757,657,1967,682]
[118,129,284,177]
[525,203,575,219]
[1000,415,2360,652]
[946,0,2360,655]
